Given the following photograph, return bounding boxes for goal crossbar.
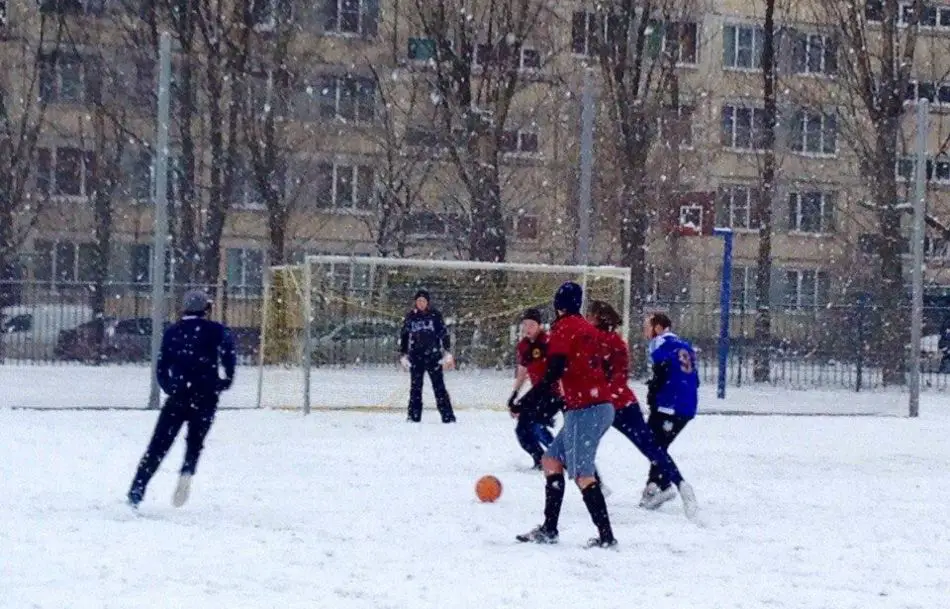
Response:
[304,255,631,278]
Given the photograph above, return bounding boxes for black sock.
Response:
[581,482,614,543]
[542,473,565,533]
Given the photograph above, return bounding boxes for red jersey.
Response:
[599,330,637,410]
[547,314,612,410]
[517,332,551,387]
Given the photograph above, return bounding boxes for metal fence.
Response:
[2,280,949,391]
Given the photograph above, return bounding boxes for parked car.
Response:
[56,317,158,363]
[311,318,402,365]
[1,305,94,361]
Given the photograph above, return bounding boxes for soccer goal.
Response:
[256,256,632,413]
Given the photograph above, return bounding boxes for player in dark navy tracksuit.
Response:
[508,308,561,469]
[642,312,699,510]
[399,289,456,423]
[127,290,236,508]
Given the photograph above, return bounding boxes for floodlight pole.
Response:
[910,100,928,418]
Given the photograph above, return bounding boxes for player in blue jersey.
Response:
[641,313,699,510]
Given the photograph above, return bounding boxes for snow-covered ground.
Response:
[2,402,950,608]
[0,363,931,415]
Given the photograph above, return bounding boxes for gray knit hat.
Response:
[182,289,211,314]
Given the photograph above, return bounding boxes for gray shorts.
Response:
[544,402,614,478]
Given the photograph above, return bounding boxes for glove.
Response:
[441,352,455,370]
[217,377,233,392]
[400,355,410,370]
[507,390,519,410]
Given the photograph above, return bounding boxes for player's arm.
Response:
[156,328,175,395]
[218,327,237,390]
[398,314,410,355]
[508,365,529,412]
[517,354,566,407]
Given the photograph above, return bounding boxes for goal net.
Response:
[256,256,631,413]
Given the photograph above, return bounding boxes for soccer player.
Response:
[515,281,617,548]
[399,289,456,423]
[641,312,699,510]
[586,300,698,520]
[127,290,236,508]
[508,308,561,470]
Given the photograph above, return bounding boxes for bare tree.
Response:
[408,0,553,261]
[592,0,695,310]
[363,64,437,257]
[0,14,64,309]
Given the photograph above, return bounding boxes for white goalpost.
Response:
[256,255,632,414]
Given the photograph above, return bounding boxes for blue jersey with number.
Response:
[647,332,699,418]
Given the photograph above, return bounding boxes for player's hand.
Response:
[442,352,455,370]
[216,377,233,392]
[399,355,410,370]
[507,391,518,410]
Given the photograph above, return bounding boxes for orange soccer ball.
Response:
[475,475,503,503]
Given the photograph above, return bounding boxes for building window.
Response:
[717,184,761,230]
[324,0,377,35]
[646,21,699,65]
[39,52,96,105]
[720,105,767,151]
[896,156,950,183]
[226,248,264,298]
[474,44,542,70]
[657,104,696,148]
[38,0,107,16]
[408,36,439,61]
[723,24,764,70]
[500,129,539,154]
[32,240,95,285]
[788,191,835,234]
[315,163,375,212]
[792,32,837,75]
[905,80,950,105]
[571,11,603,56]
[730,266,757,309]
[128,244,176,288]
[307,74,375,123]
[1,1,7,26]
[788,110,837,155]
[36,147,96,198]
[507,215,540,241]
[404,211,463,240]
[783,269,830,311]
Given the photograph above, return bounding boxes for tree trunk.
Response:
[466,115,506,262]
[875,121,906,385]
[754,0,777,383]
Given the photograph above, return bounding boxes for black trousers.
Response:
[513,392,561,466]
[408,356,455,422]
[646,409,692,490]
[128,393,218,502]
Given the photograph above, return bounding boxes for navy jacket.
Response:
[399,308,450,359]
[646,332,699,418]
[157,315,237,398]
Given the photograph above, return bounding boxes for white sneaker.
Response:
[678,481,699,521]
[172,474,192,508]
[639,482,660,507]
[641,485,677,510]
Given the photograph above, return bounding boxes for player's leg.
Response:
[514,415,545,469]
[646,411,690,490]
[567,403,617,548]
[407,358,425,422]
[613,404,684,487]
[516,424,567,544]
[427,361,455,423]
[128,398,186,506]
[173,395,218,507]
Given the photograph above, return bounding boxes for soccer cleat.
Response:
[678,481,700,521]
[516,525,559,544]
[638,482,659,507]
[127,488,143,508]
[641,485,677,511]
[585,537,618,549]
[172,474,192,508]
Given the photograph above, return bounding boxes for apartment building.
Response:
[1,0,948,315]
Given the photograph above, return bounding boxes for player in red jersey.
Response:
[515,282,617,548]
[586,300,698,520]
[508,308,561,470]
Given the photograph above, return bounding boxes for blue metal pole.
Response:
[714,228,734,399]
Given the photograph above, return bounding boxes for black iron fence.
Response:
[2,280,949,391]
